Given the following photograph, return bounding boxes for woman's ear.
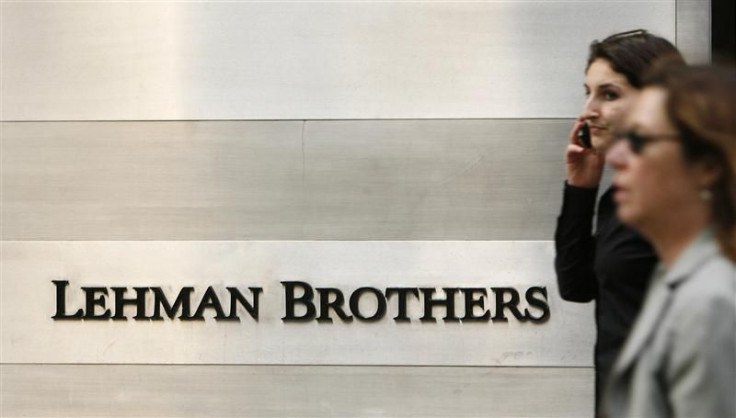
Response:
[693,155,724,189]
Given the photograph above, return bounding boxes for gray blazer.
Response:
[604,230,736,418]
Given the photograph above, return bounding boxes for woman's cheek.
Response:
[608,103,628,131]
[627,163,653,222]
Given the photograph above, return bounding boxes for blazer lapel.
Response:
[612,269,672,374]
[612,229,719,376]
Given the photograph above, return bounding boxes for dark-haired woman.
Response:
[554,30,684,413]
[604,64,736,418]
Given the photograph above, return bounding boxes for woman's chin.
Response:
[616,205,640,228]
[592,133,614,151]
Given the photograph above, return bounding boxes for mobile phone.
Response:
[578,123,592,148]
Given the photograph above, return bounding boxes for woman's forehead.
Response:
[585,59,631,87]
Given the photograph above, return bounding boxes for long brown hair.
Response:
[644,64,736,261]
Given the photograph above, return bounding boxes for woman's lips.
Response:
[590,126,605,134]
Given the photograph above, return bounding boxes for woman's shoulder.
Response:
[671,253,735,314]
[659,254,735,359]
[685,253,735,291]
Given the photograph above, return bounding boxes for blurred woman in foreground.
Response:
[604,64,736,417]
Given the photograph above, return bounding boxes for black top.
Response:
[554,182,657,410]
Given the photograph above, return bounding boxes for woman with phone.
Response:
[603,64,735,418]
[553,30,683,413]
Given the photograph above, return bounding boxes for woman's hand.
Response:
[566,119,605,188]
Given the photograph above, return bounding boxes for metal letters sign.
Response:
[1,241,594,366]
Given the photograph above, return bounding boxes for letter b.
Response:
[281,281,316,321]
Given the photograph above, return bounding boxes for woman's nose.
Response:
[606,138,631,170]
[580,97,600,120]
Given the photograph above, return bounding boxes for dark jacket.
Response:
[554,182,657,412]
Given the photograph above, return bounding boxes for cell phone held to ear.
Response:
[578,123,592,148]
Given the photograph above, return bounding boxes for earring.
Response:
[700,189,713,202]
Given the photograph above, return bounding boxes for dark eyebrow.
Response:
[596,83,623,91]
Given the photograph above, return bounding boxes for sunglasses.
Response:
[616,131,680,154]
